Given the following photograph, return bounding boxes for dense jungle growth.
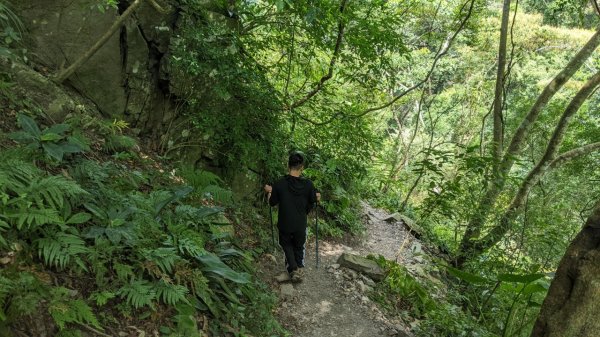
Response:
[0,0,599,336]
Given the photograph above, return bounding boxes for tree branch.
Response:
[52,0,168,83]
[549,141,600,169]
[295,0,477,125]
[288,0,348,110]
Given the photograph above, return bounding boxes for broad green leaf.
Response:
[523,282,549,296]
[44,123,70,135]
[197,253,250,284]
[444,265,488,284]
[42,143,64,161]
[66,212,92,224]
[8,130,37,144]
[61,142,84,154]
[498,273,545,284]
[40,132,64,142]
[17,114,40,137]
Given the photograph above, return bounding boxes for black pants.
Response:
[279,229,306,273]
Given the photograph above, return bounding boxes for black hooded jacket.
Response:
[269,175,317,233]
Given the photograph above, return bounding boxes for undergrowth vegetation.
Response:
[0,112,285,336]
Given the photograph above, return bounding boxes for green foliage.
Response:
[178,167,233,204]
[37,232,89,271]
[49,288,101,330]
[117,280,156,309]
[9,114,85,162]
[103,134,137,153]
[0,1,23,59]
[372,255,435,316]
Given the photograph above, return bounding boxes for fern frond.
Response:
[104,134,137,153]
[24,176,87,209]
[37,232,89,270]
[0,275,14,321]
[117,279,156,309]
[141,247,181,274]
[49,288,101,330]
[89,290,116,306]
[154,279,189,306]
[179,167,223,189]
[5,207,61,229]
[201,185,233,204]
[114,262,134,282]
[165,226,206,259]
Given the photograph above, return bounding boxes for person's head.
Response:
[288,152,304,171]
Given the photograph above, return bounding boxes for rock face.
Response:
[337,253,386,282]
[10,0,178,136]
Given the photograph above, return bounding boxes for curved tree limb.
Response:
[287,0,348,110]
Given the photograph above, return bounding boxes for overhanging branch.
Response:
[287,0,348,110]
[295,0,477,125]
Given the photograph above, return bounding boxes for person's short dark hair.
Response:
[288,153,304,170]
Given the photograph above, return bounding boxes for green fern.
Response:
[5,207,61,229]
[24,175,87,210]
[49,288,101,330]
[141,247,181,274]
[117,279,156,309]
[89,290,116,306]
[104,134,137,153]
[114,262,134,282]
[166,224,207,258]
[179,167,223,189]
[0,275,14,321]
[201,184,233,204]
[37,232,89,271]
[0,217,9,247]
[154,279,190,306]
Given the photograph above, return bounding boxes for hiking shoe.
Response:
[290,270,303,283]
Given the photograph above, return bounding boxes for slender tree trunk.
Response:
[464,72,600,257]
[531,201,600,337]
[492,0,511,173]
[457,27,600,266]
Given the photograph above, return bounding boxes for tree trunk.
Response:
[491,0,511,173]
[531,202,600,337]
[463,72,600,257]
[457,27,600,266]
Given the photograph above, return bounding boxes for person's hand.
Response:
[316,192,321,202]
[264,184,272,194]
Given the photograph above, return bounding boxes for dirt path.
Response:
[258,202,418,337]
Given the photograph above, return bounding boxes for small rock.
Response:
[275,272,291,283]
[265,253,277,264]
[357,280,370,293]
[361,296,370,303]
[346,269,358,279]
[330,263,340,269]
[362,275,376,287]
[280,284,295,299]
[337,253,386,281]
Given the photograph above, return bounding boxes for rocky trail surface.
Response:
[258,202,429,337]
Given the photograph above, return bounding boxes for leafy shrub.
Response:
[9,114,85,162]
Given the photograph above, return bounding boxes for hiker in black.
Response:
[265,153,320,282]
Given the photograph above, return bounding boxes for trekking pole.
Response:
[315,200,319,268]
[269,203,275,250]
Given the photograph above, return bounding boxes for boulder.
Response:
[383,213,423,237]
[337,253,386,282]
